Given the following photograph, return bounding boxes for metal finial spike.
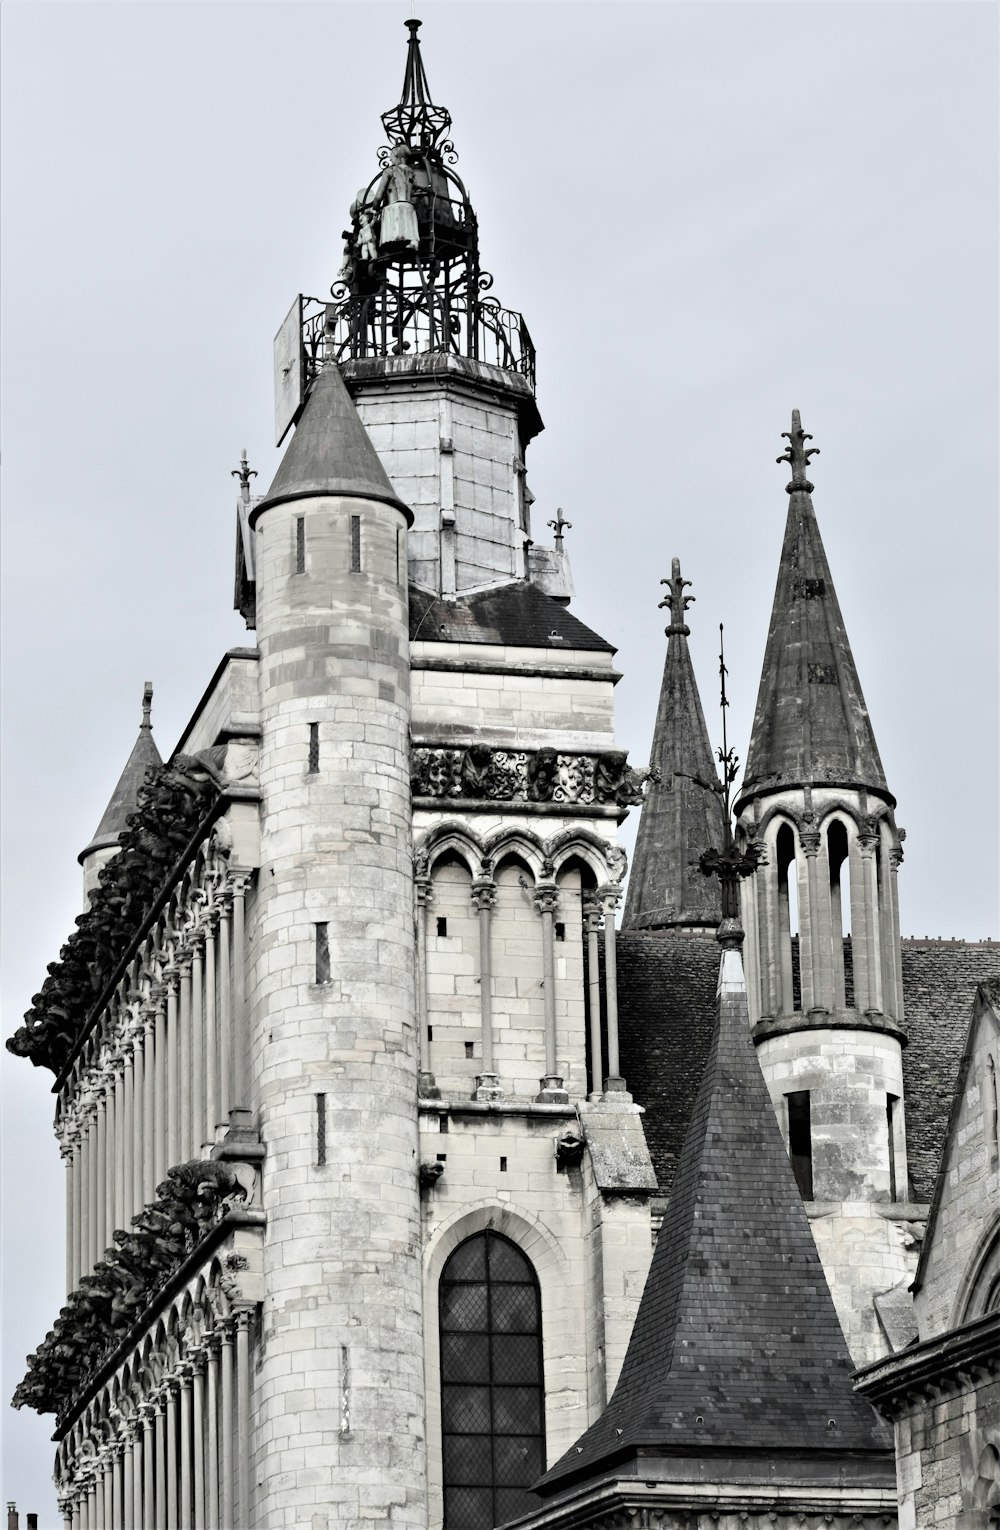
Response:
[776,408,820,494]
[547,507,572,550]
[232,449,257,502]
[658,556,695,633]
[383,15,452,149]
[141,682,153,733]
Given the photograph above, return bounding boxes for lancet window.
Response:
[439,1232,545,1529]
[827,818,854,1010]
[776,823,801,1015]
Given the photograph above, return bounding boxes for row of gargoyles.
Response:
[8,750,230,1075]
[12,1159,246,1419]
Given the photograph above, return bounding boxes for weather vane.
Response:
[777,408,820,494]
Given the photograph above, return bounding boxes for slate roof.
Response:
[538,943,892,1496]
[618,933,1000,1202]
[900,940,1000,1199]
[254,365,412,521]
[739,483,890,805]
[79,685,162,862]
[408,580,614,652]
[622,597,723,930]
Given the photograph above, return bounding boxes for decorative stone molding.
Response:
[411,744,656,806]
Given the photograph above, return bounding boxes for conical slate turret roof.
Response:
[623,559,723,930]
[79,683,162,862]
[740,412,889,805]
[536,936,892,1496]
[253,365,412,522]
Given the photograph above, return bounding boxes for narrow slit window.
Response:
[396,528,402,583]
[499,1156,507,1173]
[315,922,331,985]
[988,1057,998,1166]
[308,722,319,774]
[464,1041,474,1059]
[555,922,566,941]
[350,515,361,572]
[316,1093,327,1165]
[436,917,448,938]
[786,1090,813,1200]
[295,516,306,574]
[886,1093,899,1201]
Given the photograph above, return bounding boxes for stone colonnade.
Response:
[55,1262,256,1530]
[57,825,252,1295]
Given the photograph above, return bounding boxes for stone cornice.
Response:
[853,1310,1000,1414]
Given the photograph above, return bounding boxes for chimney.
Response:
[26,1517,38,1530]
[7,1503,18,1530]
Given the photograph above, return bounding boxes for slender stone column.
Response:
[123,1429,134,1530]
[96,1086,108,1266]
[601,886,624,1089]
[584,901,603,1098]
[231,877,248,1108]
[414,876,438,1097]
[141,1405,155,1530]
[534,885,567,1101]
[753,844,774,1019]
[179,1366,193,1530]
[800,827,823,1014]
[204,918,218,1140]
[206,1339,220,1530]
[888,844,905,1024]
[122,1045,134,1230]
[178,956,193,1163]
[191,937,205,1154]
[236,1311,252,1528]
[87,1468,98,1530]
[113,1057,126,1234]
[61,1138,74,1294]
[166,973,180,1170]
[154,1395,167,1530]
[192,1354,206,1530]
[153,991,167,1188]
[103,1449,115,1530]
[70,1123,82,1291]
[220,1324,234,1530]
[131,1419,143,1530]
[858,832,881,1013]
[166,1379,179,1530]
[87,1102,99,1275]
[79,1113,91,1281]
[218,907,232,1126]
[471,881,501,1101]
[132,1021,145,1213]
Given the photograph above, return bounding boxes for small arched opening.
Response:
[776,823,801,1014]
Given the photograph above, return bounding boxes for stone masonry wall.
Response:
[760,1028,917,1364]
[356,386,521,594]
[250,490,423,1528]
[893,1373,1000,1529]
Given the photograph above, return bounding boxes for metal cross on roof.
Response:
[777,408,820,494]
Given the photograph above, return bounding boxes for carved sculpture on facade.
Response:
[12,1159,253,1420]
[410,744,657,807]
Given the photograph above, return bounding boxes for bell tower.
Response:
[734,412,911,1362]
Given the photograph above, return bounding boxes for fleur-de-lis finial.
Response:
[547,507,572,550]
[658,556,694,635]
[232,449,257,502]
[777,409,820,494]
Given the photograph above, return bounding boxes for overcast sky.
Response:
[2,1,997,1519]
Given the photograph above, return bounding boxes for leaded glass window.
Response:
[440,1231,545,1528]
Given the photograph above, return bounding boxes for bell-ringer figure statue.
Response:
[373,145,420,252]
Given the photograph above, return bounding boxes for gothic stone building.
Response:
[9,23,999,1530]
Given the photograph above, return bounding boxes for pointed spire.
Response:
[381,19,453,150]
[536,939,892,1496]
[739,411,889,804]
[254,366,412,523]
[622,560,724,930]
[79,683,162,863]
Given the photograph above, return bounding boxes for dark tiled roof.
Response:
[619,934,1000,1203]
[900,941,1000,1200]
[617,931,720,1190]
[408,580,614,652]
[538,947,892,1495]
[79,694,162,861]
[254,365,411,520]
[622,617,724,931]
[741,487,889,802]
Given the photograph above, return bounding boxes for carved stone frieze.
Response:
[411,744,657,806]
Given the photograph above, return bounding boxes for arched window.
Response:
[776,824,801,1014]
[439,1231,545,1528]
[827,820,854,1009]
